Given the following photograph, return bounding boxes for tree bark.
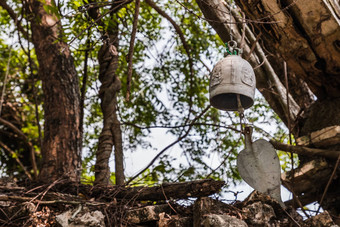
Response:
[27,0,82,183]
[233,0,340,99]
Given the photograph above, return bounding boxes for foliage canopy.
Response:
[0,0,288,187]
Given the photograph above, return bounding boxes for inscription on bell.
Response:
[210,67,222,87]
[241,63,255,87]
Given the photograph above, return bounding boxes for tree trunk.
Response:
[234,0,340,99]
[27,0,82,183]
[94,23,125,186]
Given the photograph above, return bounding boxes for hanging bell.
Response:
[209,41,256,111]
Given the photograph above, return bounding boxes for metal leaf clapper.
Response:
[237,126,285,208]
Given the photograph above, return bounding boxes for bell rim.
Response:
[210,94,254,111]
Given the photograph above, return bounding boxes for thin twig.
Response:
[80,29,91,135]
[206,132,244,179]
[0,1,29,39]
[253,55,267,70]
[282,181,310,219]
[126,0,141,101]
[282,208,302,227]
[0,207,10,221]
[0,186,25,190]
[0,43,12,117]
[239,12,246,50]
[145,0,195,125]
[205,142,237,178]
[160,185,178,215]
[199,59,211,73]
[32,178,66,213]
[0,118,37,176]
[0,118,26,139]
[122,121,240,132]
[244,31,261,60]
[0,195,106,206]
[284,61,295,207]
[127,105,211,184]
[317,154,340,214]
[284,61,292,139]
[66,0,132,47]
[26,16,39,178]
[0,141,32,180]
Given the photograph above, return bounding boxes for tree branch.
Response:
[0,117,38,178]
[0,117,25,139]
[145,0,192,73]
[126,0,140,101]
[0,141,32,180]
[317,154,340,214]
[127,105,211,184]
[0,194,106,206]
[26,19,41,176]
[96,179,224,201]
[0,1,29,39]
[270,140,340,159]
[145,0,195,124]
[79,30,90,138]
[122,121,240,132]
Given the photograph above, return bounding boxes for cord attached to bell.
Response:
[237,94,245,135]
[230,1,246,137]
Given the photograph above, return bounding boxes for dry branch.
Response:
[96,179,225,201]
[0,115,38,178]
[0,141,32,180]
[317,154,340,213]
[145,0,193,74]
[270,140,340,159]
[0,1,29,39]
[0,179,224,206]
[126,0,141,101]
[0,186,25,191]
[284,192,318,209]
[145,0,195,123]
[127,105,211,184]
[0,194,105,206]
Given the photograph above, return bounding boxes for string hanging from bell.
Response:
[227,1,247,133]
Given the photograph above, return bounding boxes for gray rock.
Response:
[242,201,276,226]
[202,214,248,227]
[304,211,338,227]
[56,206,105,227]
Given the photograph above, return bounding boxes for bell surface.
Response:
[209,55,256,111]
